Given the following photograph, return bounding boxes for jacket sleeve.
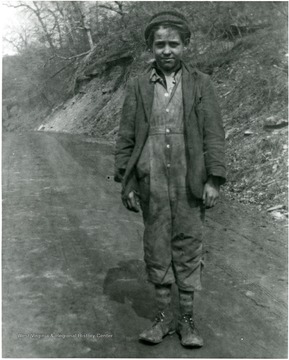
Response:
[201,74,226,184]
[114,78,137,183]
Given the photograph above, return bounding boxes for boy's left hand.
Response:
[202,176,220,208]
[123,190,140,212]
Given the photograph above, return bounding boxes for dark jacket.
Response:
[114,61,226,201]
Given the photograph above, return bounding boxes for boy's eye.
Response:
[154,41,180,48]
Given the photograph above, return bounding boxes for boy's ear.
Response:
[184,38,190,47]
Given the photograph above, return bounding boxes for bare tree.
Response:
[70,1,94,50]
[4,1,56,51]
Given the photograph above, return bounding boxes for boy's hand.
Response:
[123,191,140,212]
[202,176,220,208]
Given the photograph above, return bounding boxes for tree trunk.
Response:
[32,2,55,51]
[71,2,94,50]
[55,2,77,55]
[48,7,63,49]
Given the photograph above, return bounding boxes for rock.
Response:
[102,88,112,95]
[264,116,288,130]
[107,126,119,136]
[38,124,45,131]
[244,130,254,136]
[223,90,231,97]
[225,128,235,139]
[10,105,19,117]
[271,211,286,220]
[267,204,285,212]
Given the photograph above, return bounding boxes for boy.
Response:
[114,11,226,348]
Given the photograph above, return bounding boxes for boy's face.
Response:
[152,26,185,74]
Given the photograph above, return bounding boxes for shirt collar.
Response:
[150,61,182,84]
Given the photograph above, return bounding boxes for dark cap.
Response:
[144,10,191,45]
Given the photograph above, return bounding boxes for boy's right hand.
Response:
[123,191,140,212]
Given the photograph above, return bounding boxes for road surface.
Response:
[2,131,288,358]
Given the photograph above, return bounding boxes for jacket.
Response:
[114,61,226,201]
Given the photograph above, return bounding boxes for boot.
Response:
[177,314,204,348]
[139,309,175,344]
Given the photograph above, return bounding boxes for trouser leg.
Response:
[179,289,194,315]
[155,284,172,312]
[140,181,175,286]
[171,189,205,291]
[172,193,205,348]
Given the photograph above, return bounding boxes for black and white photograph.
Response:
[2,1,288,358]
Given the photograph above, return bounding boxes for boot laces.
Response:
[181,314,195,329]
[153,311,165,325]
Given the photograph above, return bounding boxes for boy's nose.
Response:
[163,45,172,55]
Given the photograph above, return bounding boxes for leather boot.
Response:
[139,310,175,344]
[177,314,204,348]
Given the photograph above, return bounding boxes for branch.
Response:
[3,36,22,52]
[3,2,24,8]
[98,4,125,15]
[115,1,123,12]
[50,61,75,79]
[54,50,91,61]
[3,1,35,13]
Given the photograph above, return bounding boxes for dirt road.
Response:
[2,132,287,358]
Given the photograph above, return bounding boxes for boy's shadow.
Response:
[103,259,155,320]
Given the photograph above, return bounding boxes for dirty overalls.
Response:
[136,67,205,292]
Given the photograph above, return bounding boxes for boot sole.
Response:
[180,341,204,348]
[177,331,204,348]
[139,330,176,344]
